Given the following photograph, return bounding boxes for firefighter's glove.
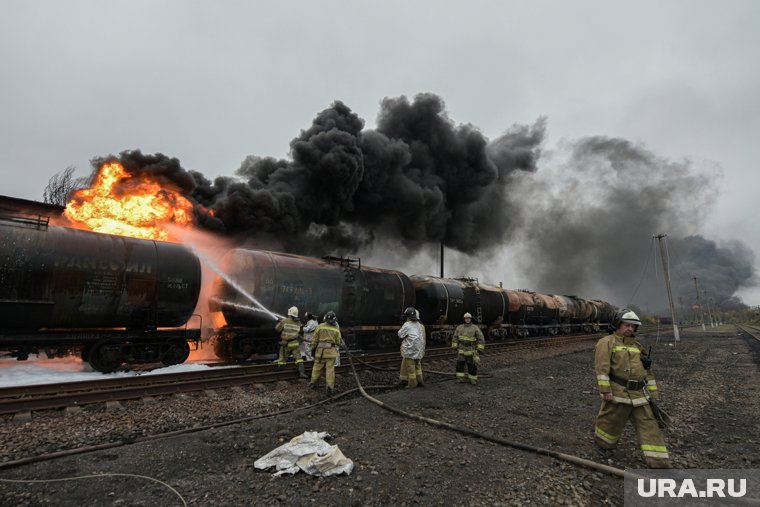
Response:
[474,354,481,365]
[641,356,652,370]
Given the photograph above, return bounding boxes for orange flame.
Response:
[64,162,194,241]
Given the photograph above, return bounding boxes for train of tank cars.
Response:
[0,213,615,372]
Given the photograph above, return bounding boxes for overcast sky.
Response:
[1,0,759,304]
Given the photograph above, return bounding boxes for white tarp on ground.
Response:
[254,431,354,477]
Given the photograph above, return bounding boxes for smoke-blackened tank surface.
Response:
[410,276,507,326]
[0,221,201,330]
[216,249,414,329]
[590,299,616,323]
[504,290,560,325]
[550,295,595,323]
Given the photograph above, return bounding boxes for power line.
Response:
[628,237,655,306]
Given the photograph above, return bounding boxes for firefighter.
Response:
[308,311,345,395]
[451,312,485,384]
[594,308,671,468]
[275,306,306,378]
[398,307,426,388]
[300,312,318,362]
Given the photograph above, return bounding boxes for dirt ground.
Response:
[1,327,758,506]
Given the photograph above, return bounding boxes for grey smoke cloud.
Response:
[512,136,756,310]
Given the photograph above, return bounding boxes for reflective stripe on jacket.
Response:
[451,323,485,356]
[312,323,344,348]
[275,317,302,342]
[595,332,658,403]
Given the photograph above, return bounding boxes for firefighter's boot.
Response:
[297,363,307,379]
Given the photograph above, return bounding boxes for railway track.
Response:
[0,333,601,417]
[738,324,760,341]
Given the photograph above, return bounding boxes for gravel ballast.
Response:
[1,327,758,506]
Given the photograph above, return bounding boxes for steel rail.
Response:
[0,333,600,416]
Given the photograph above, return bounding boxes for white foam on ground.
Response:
[0,355,229,388]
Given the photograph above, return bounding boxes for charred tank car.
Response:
[211,249,414,360]
[411,275,614,343]
[0,215,202,372]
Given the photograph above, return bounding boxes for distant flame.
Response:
[64,162,194,241]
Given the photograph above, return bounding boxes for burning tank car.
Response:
[210,250,414,360]
[211,250,617,361]
[0,213,615,370]
[0,215,202,372]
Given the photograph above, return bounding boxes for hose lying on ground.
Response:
[0,385,395,471]
[345,349,633,479]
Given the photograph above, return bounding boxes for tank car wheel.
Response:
[231,337,255,362]
[548,327,558,336]
[582,325,592,333]
[374,333,396,349]
[213,337,232,359]
[162,340,190,366]
[88,342,123,373]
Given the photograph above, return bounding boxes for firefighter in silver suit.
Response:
[398,307,426,388]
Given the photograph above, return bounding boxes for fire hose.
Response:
[344,348,636,480]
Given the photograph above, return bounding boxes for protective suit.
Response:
[275,315,302,369]
[451,321,485,384]
[309,319,345,393]
[594,331,670,468]
[398,318,426,388]
[300,316,318,361]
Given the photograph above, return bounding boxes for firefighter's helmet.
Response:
[612,308,641,328]
[463,312,473,320]
[324,311,337,325]
[288,306,299,318]
[404,307,418,321]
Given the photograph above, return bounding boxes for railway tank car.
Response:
[211,249,415,360]
[0,214,202,372]
[411,276,615,342]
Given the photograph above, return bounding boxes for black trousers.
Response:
[455,356,477,379]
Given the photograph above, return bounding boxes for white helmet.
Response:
[288,306,299,318]
[613,308,641,327]
[463,312,473,319]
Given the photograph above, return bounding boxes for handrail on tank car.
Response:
[322,255,361,270]
[185,314,203,348]
[0,213,50,230]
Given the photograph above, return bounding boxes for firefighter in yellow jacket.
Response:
[275,306,306,378]
[451,312,485,384]
[308,311,345,395]
[594,308,670,468]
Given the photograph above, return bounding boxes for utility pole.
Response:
[711,299,720,326]
[693,277,706,331]
[704,291,715,328]
[654,234,680,342]
[440,242,444,278]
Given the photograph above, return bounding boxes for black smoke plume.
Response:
[96,94,544,255]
